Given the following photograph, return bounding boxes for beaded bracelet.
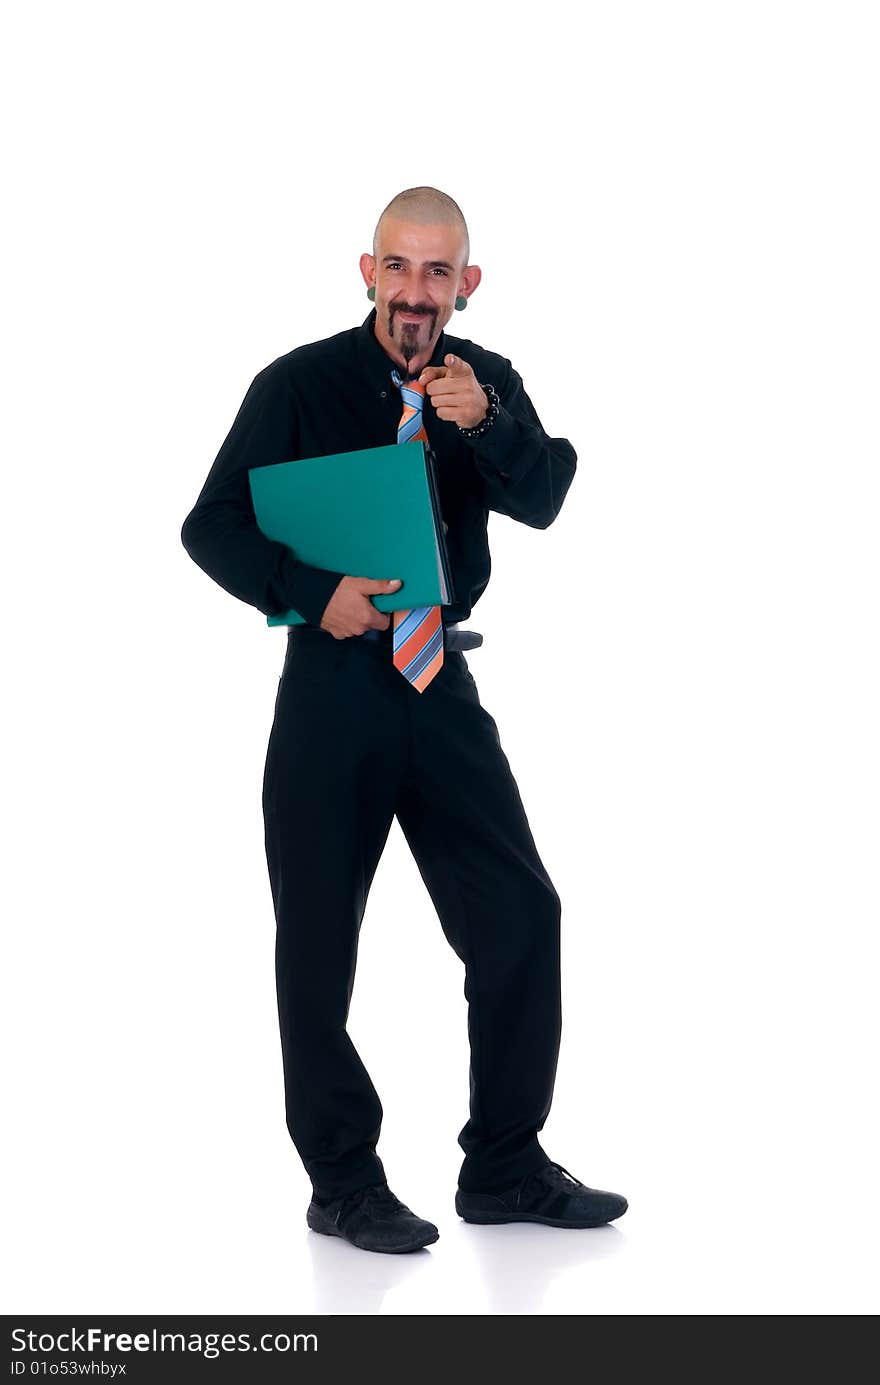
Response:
[457,382,500,439]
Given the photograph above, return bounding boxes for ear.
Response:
[359,251,377,290]
[457,264,482,303]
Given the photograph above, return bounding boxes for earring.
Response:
[455,295,467,310]
[367,285,376,301]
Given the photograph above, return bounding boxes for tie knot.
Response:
[391,368,425,404]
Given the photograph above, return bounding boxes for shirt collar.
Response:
[355,306,448,393]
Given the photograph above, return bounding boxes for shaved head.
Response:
[373,186,470,271]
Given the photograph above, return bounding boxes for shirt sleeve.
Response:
[463,359,577,528]
[180,358,346,626]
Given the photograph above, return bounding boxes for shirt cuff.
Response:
[461,405,531,486]
[284,560,346,628]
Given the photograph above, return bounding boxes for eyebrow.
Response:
[381,255,457,271]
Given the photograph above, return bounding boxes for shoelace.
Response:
[545,1161,588,1189]
[334,1183,405,1225]
[523,1161,588,1198]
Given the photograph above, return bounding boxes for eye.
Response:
[432,268,449,276]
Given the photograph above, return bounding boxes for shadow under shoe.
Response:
[455,1161,628,1229]
[307,1181,440,1254]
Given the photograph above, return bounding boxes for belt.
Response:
[359,623,483,652]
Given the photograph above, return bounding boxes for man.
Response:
[181,186,627,1254]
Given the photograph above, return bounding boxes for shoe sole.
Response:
[455,1204,627,1229]
[307,1207,439,1253]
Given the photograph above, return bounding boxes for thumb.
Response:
[362,577,402,593]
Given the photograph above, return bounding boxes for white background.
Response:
[3,0,878,1316]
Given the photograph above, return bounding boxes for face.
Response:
[361,215,475,375]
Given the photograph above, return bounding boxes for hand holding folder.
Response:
[248,440,454,627]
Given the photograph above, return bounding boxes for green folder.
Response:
[247,440,455,627]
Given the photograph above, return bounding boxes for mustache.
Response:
[392,306,435,318]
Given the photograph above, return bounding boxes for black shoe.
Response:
[455,1161,628,1229]
[307,1181,439,1254]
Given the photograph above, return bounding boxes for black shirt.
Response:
[180,307,577,629]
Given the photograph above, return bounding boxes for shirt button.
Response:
[380,390,387,398]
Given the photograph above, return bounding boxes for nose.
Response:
[394,271,436,313]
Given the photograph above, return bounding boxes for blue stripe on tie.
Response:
[405,625,443,679]
[397,607,431,640]
[398,415,423,444]
[393,607,431,651]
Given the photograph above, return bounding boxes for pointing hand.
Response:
[417,354,488,429]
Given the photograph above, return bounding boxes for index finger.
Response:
[417,366,449,385]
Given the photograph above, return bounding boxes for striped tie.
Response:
[390,367,443,692]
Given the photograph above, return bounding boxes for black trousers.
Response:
[261,623,562,1201]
